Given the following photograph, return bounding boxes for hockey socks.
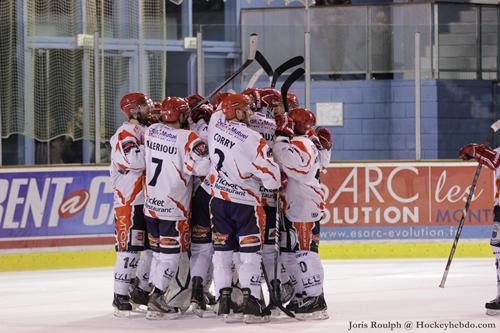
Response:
[135,249,153,292]
[150,252,180,292]
[190,243,214,281]
[114,251,139,296]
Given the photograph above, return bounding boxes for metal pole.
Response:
[197,31,205,96]
[94,31,101,164]
[0,93,2,165]
[138,0,145,92]
[81,0,90,164]
[46,50,50,164]
[415,32,421,160]
[304,0,311,109]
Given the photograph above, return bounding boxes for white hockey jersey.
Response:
[109,122,146,208]
[144,123,210,220]
[189,119,209,192]
[248,112,278,206]
[202,111,280,206]
[273,135,330,222]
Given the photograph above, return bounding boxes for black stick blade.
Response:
[281,67,305,113]
[255,51,274,78]
[271,56,304,88]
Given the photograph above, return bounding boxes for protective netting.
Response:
[0,0,167,150]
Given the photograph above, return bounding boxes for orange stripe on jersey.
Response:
[255,206,266,249]
[252,163,278,181]
[148,209,159,219]
[115,143,121,152]
[291,141,312,167]
[236,164,253,180]
[116,189,126,206]
[285,166,308,175]
[256,138,267,158]
[169,196,189,218]
[293,222,315,251]
[114,205,133,251]
[220,191,231,202]
[173,163,188,186]
[184,132,198,153]
[185,162,193,172]
[126,174,145,206]
[244,188,262,205]
[496,178,500,199]
[118,130,139,143]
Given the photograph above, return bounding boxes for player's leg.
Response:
[146,219,184,320]
[112,205,140,317]
[189,187,215,314]
[128,205,152,311]
[210,197,239,321]
[235,204,270,323]
[281,216,302,312]
[292,220,328,320]
[486,205,500,315]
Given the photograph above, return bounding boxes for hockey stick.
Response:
[271,56,304,89]
[439,119,500,288]
[245,68,265,89]
[281,68,305,114]
[191,33,259,111]
[260,192,295,318]
[246,51,273,89]
[255,51,274,78]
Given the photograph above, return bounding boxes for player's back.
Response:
[144,123,201,220]
[274,135,324,222]
[109,122,146,207]
[206,111,280,206]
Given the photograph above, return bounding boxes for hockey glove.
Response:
[316,127,333,150]
[458,143,500,170]
[191,103,214,123]
[275,114,294,139]
[307,128,323,150]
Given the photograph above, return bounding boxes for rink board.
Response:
[0,162,496,271]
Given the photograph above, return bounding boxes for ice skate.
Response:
[146,290,180,320]
[267,279,282,317]
[294,294,329,321]
[112,293,132,318]
[129,284,150,313]
[188,277,215,318]
[285,293,302,313]
[241,288,271,324]
[485,297,500,316]
[216,288,243,323]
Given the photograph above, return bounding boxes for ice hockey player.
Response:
[143,97,210,319]
[110,92,153,317]
[184,94,217,316]
[458,143,500,315]
[205,94,281,323]
[273,108,332,320]
[242,87,295,310]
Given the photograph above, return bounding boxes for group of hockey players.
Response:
[109,84,333,323]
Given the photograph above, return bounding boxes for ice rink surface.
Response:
[1,258,499,333]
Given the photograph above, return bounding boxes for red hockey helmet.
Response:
[287,92,299,110]
[289,108,316,135]
[258,88,282,109]
[146,102,162,126]
[185,94,206,109]
[160,97,190,123]
[212,92,232,109]
[120,92,153,118]
[221,94,251,121]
